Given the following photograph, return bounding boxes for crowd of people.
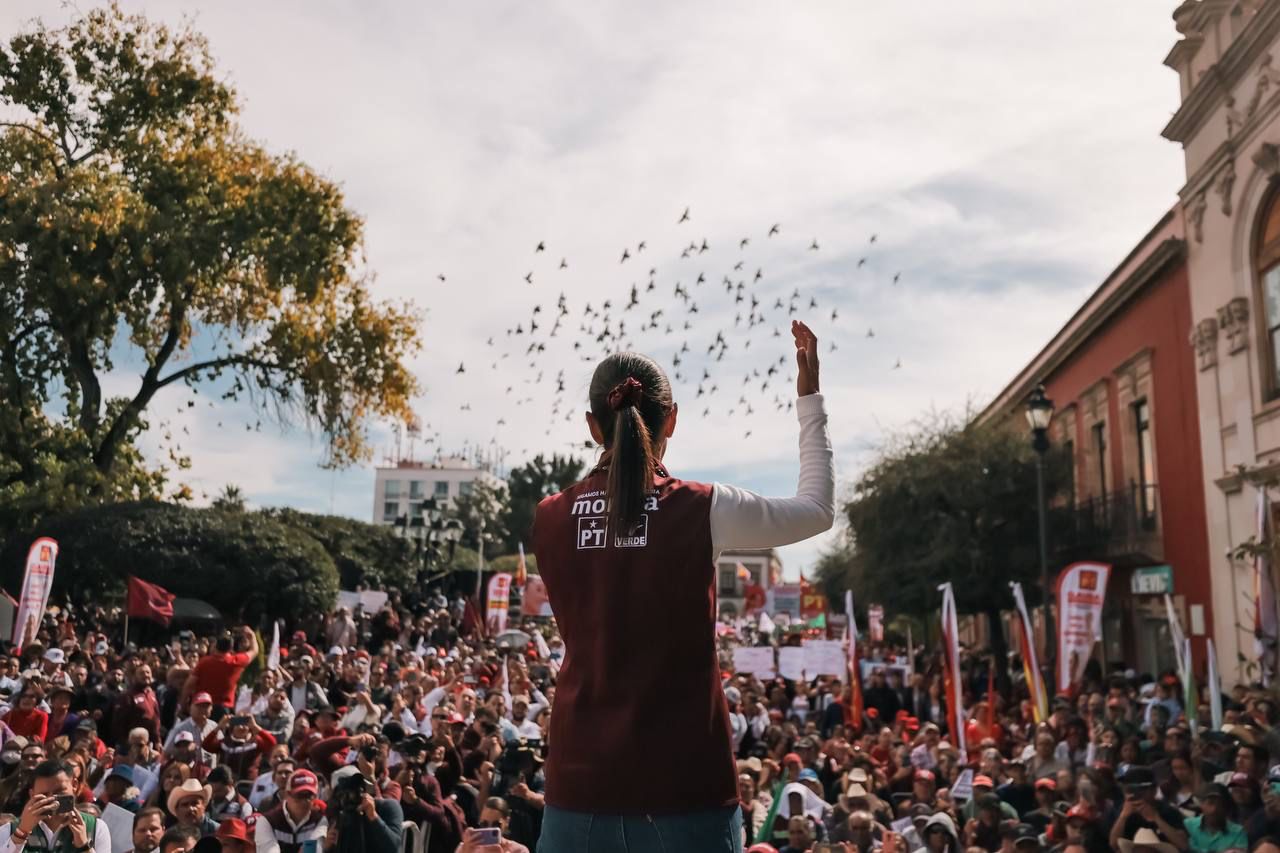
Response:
[720,630,1280,853]
[0,588,1275,853]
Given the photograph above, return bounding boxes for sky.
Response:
[3,1,1189,579]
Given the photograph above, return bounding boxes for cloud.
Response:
[2,1,1186,576]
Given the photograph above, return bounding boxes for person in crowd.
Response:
[0,759,113,852]
[253,768,327,853]
[107,664,161,751]
[167,778,218,839]
[181,629,258,720]
[128,807,166,853]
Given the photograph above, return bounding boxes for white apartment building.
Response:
[372,457,503,525]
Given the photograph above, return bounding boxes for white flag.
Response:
[266,620,281,671]
[1207,638,1224,731]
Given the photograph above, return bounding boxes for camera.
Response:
[398,734,429,763]
[330,770,373,817]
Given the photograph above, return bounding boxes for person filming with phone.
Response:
[0,759,112,853]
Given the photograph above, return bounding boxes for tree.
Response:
[501,453,584,552]
[211,484,245,512]
[817,409,1068,666]
[0,5,420,533]
[260,507,415,591]
[2,501,340,622]
[450,479,510,552]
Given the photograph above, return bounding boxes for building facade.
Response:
[979,211,1215,677]
[1163,0,1280,683]
[372,457,503,525]
[716,548,783,618]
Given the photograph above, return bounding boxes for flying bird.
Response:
[456,363,465,374]
[524,272,533,284]
[536,241,545,252]
[768,224,780,237]
[621,248,631,263]
[809,239,820,251]
[678,207,691,224]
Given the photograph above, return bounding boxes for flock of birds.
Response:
[412,207,907,461]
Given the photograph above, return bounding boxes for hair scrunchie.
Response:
[607,376,644,411]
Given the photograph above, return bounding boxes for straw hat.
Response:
[167,778,212,816]
[1118,828,1179,853]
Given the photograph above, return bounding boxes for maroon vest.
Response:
[533,469,737,814]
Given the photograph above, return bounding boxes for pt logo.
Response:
[577,517,606,550]
[615,515,649,548]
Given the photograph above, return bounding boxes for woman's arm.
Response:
[710,393,834,552]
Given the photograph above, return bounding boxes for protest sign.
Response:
[12,538,56,647]
[486,573,513,634]
[802,639,846,677]
[772,584,802,619]
[733,646,777,678]
[337,589,389,614]
[778,646,806,680]
[1055,562,1110,692]
[952,768,975,801]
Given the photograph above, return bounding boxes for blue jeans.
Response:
[537,805,743,853]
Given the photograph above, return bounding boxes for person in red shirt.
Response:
[533,322,833,852]
[182,626,259,718]
[202,714,276,780]
[3,689,48,742]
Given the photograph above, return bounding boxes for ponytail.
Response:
[588,354,673,537]
[607,395,656,534]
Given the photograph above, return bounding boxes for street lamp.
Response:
[1025,384,1055,670]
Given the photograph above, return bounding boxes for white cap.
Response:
[43,648,64,665]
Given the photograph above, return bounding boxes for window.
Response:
[1092,422,1108,496]
[1255,185,1280,396]
[383,480,400,499]
[459,481,474,497]
[434,481,450,498]
[1134,400,1156,521]
[1063,439,1076,506]
[718,564,740,595]
[409,481,424,500]
[382,501,398,520]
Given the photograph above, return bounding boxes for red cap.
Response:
[768,709,784,720]
[355,650,370,660]
[783,753,803,766]
[192,692,213,706]
[915,769,935,782]
[867,708,879,719]
[289,770,319,796]
[216,819,252,843]
[973,775,995,788]
[292,631,307,642]
[1066,804,1094,821]
[1035,778,1057,791]
[447,711,465,725]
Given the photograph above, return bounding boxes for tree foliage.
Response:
[501,453,584,552]
[0,5,420,534]
[817,410,1068,621]
[449,479,510,553]
[259,507,415,591]
[2,502,340,622]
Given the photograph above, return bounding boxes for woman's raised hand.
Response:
[792,320,820,397]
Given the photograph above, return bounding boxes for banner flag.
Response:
[1010,582,1048,724]
[485,573,513,634]
[521,575,553,617]
[939,582,967,761]
[1165,593,1189,684]
[1255,489,1280,685]
[514,543,528,589]
[12,538,57,648]
[126,576,176,626]
[1208,638,1223,731]
[267,620,281,671]
[1183,637,1199,735]
[1056,562,1110,694]
[845,590,864,732]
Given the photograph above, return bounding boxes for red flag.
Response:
[514,543,528,589]
[461,596,486,639]
[127,576,175,626]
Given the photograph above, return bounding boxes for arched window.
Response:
[1255,184,1280,396]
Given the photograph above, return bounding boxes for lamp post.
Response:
[1026,384,1056,671]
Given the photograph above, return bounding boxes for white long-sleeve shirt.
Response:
[710,393,834,553]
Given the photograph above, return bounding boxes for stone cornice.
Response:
[1164,2,1280,144]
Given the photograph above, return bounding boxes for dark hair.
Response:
[588,352,672,533]
[32,759,70,781]
[134,806,165,826]
[159,826,199,852]
[215,635,232,653]
[483,796,510,817]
